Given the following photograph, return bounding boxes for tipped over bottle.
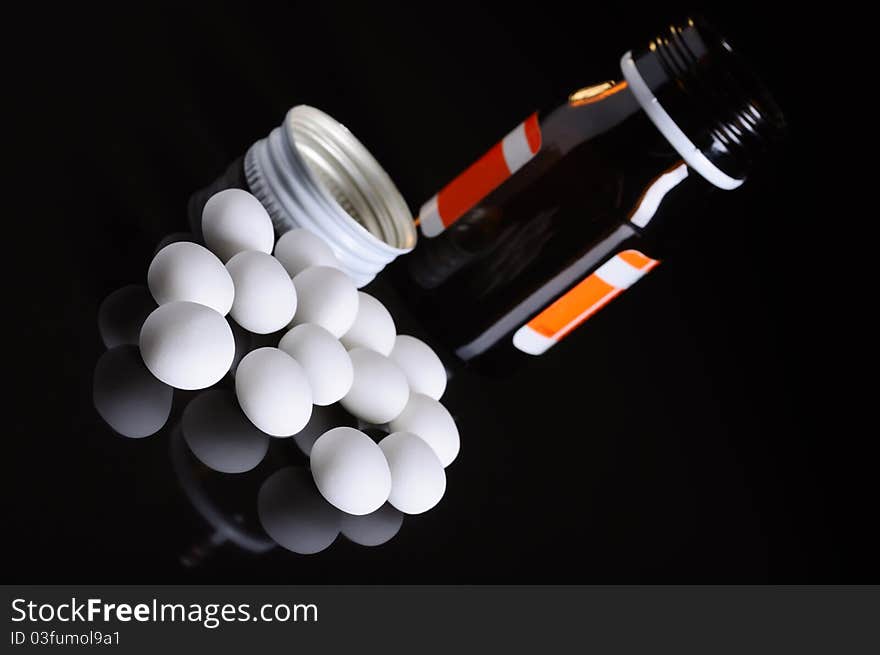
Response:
[396,16,786,366]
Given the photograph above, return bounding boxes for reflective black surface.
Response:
[7,3,867,582]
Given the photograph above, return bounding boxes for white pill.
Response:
[389,335,447,400]
[310,427,392,516]
[274,228,340,277]
[389,393,460,467]
[292,266,358,338]
[278,324,353,406]
[139,301,234,390]
[235,347,312,437]
[182,389,269,473]
[379,432,447,514]
[201,188,274,262]
[340,292,396,356]
[147,241,234,315]
[340,348,410,425]
[226,251,297,334]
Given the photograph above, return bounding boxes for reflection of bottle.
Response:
[399,17,785,364]
[170,426,276,566]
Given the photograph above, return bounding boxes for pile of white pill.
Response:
[140,188,458,517]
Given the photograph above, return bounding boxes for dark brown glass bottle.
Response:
[395,17,785,366]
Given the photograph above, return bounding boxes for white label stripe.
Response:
[593,255,647,289]
[501,122,534,175]
[512,325,556,355]
[419,194,444,238]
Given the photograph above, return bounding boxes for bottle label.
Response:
[419,113,542,238]
[512,250,659,355]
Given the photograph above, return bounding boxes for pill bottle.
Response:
[394,16,785,365]
[188,105,416,287]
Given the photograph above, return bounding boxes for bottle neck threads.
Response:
[623,17,785,189]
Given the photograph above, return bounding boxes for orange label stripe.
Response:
[512,250,659,355]
[419,113,542,238]
[437,141,510,229]
[529,275,621,341]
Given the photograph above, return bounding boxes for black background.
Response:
[6,3,867,582]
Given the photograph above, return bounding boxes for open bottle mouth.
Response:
[244,106,416,287]
[627,16,786,184]
[286,106,416,251]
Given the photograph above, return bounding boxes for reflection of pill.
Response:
[279,324,353,406]
[235,347,312,437]
[340,504,404,547]
[340,348,410,425]
[389,335,447,400]
[202,189,274,262]
[226,251,297,334]
[93,345,173,438]
[274,228,340,277]
[341,292,396,356]
[97,285,156,349]
[139,301,235,390]
[292,266,358,338]
[389,393,460,467]
[148,241,234,315]
[182,389,269,473]
[310,427,392,516]
[379,431,447,514]
[258,467,340,555]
